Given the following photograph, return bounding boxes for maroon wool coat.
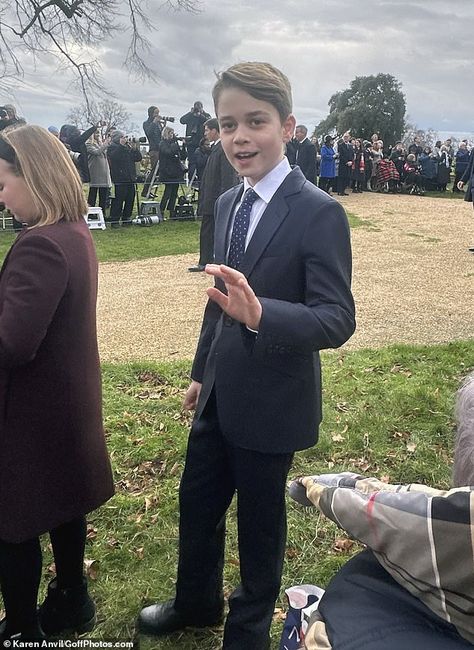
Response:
[0,219,114,543]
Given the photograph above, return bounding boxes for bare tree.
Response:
[67,98,132,134]
[0,1,200,104]
[403,120,439,149]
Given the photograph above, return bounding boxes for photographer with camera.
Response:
[142,106,175,166]
[180,101,210,180]
[86,130,112,214]
[158,126,187,218]
[107,131,142,227]
[0,104,26,132]
[142,107,175,197]
[59,122,104,183]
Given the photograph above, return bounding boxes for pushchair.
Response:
[369,158,400,193]
[402,169,425,195]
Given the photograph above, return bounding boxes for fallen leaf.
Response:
[333,538,354,553]
[331,433,345,443]
[407,442,417,453]
[106,537,119,548]
[84,559,99,580]
[86,525,98,541]
[169,462,180,476]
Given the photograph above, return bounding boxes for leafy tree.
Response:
[314,73,406,146]
[0,0,199,98]
[67,99,132,134]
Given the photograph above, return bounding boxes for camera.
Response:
[161,116,175,122]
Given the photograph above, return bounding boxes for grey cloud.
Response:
[1,0,473,137]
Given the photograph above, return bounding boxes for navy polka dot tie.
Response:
[227,188,259,270]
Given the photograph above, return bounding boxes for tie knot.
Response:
[242,188,259,208]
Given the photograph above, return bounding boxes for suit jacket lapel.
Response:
[240,167,305,277]
[239,193,289,277]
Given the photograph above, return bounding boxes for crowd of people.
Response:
[1,99,472,231]
[0,66,472,650]
[286,130,473,197]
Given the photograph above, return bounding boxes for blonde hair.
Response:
[162,126,174,140]
[212,62,292,123]
[0,124,87,227]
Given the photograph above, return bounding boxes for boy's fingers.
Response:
[207,287,228,309]
[206,264,246,283]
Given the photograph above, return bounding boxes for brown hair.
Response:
[212,62,293,123]
[0,124,87,227]
[205,117,219,132]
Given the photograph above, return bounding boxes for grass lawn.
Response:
[30,339,473,648]
[0,179,465,263]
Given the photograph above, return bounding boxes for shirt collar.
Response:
[243,157,292,204]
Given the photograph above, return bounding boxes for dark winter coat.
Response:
[455,149,471,175]
[158,139,186,183]
[59,124,98,183]
[389,149,406,176]
[197,141,239,216]
[0,220,114,542]
[142,119,162,151]
[419,153,438,180]
[351,149,365,182]
[461,149,474,203]
[194,145,211,182]
[294,139,317,183]
[107,142,142,184]
[179,109,210,148]
[437,152,451,185]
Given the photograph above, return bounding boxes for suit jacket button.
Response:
[223,315,234,327]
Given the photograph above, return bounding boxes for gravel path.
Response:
[97,193,474,362]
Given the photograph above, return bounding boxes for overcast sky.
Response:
[4,0,474,140]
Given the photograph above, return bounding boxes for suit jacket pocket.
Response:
[259,351,313,379]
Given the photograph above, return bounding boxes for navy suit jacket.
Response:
[191,167,355,454]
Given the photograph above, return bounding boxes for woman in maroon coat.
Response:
[0,125,114,641]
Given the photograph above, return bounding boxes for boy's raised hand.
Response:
[205,264,262,331]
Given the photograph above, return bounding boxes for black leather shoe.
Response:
[39,578,96,637]
[188,264,206,272]
[137,599,223,636]
[0,618,45,641]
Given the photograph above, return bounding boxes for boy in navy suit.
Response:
[138,62,356,649]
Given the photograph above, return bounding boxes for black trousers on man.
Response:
[337,167,351,195]
[198,213,214,266]
[174,393,293,650]
[110,183,135,226]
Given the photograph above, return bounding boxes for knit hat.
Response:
[111,130,125,144]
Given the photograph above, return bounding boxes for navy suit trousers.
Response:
[175,391,293,649]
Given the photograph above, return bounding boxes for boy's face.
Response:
[217,87,295,186]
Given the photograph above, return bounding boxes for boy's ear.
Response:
[282,114,296,143]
